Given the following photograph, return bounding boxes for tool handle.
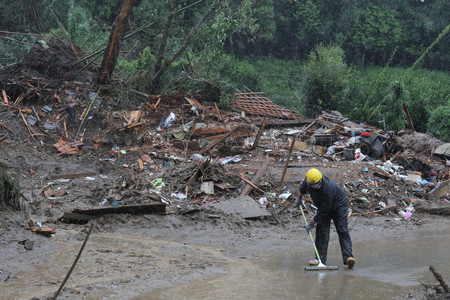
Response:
[299,204,323,265]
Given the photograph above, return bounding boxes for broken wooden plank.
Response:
[25,227,55,237]
[402,103,415,132]
[280,135,296,187]
[193,127,230,136]
[251,116,267,150]
[199,127,237,155]
[240,176,265,193]
[185,96,203,110]
[59,212,94,224]
[171,140,200,150]
[214,102,224,121]
[73,203,166,216]
[240,159,270,197]
[202,130,251,142]
[373,171,391,180]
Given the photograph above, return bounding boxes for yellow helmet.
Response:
[305,168,322,184]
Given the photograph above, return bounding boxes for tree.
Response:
[344,3,402,66]
[98,0,135,85]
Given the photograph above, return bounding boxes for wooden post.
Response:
[280,135,296,187]
[251,117,267,150]
[402,103,415,132]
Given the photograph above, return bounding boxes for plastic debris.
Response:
[354,148,366,161]
[44,122,56,130]
[157,112,176,131]
[219,156,242,165]
[170,193,186,199]
[151,178,165,189]
[279,192,291,200]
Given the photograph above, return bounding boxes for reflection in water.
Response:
[142,230,450,300]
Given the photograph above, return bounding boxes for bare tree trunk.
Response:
[97,0,135,85]
[150,0,221,89]
[155,2,175,74]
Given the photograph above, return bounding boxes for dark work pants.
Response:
[314,206,353,264]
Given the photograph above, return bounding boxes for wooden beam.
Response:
[240,159,270,196]
[199,127,237,155]
[280,135,296,187]
[251,116,266,150]
[73,203,166,215]
[240,176,265,193]
[402,103,415,132]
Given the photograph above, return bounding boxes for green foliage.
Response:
[186,53,259,106]
[252,57,305,114]
[302,44,349,117]
[67,1,108,50]
[116,47,156,79]
[379,81,409,131]
[347,3,402,65]
[0,36,35,65]
[428,104,450,142]
[345,66,450,134]
[293,0,332,49]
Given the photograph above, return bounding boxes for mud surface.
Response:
[1,139,449,299]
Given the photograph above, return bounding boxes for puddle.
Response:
[137,228,450,299]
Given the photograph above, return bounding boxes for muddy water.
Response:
[2,226,449,299]
[139,227,450,299]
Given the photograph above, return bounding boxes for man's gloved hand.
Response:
[295,196,302,206]
[305,220,315,234]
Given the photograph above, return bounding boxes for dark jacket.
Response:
[299,175,348,224]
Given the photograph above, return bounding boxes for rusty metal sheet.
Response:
[232,87,303,120]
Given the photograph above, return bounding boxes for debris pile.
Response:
[0,41,449,230]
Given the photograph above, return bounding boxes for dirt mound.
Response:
[396,132,443,155]
[0,40,94,103]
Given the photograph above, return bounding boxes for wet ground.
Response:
[1,216,449,299]
[139,222,450,300]
[0,121,449,300]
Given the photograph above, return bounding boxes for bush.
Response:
[302,44,349,117]
[428,104,450,142]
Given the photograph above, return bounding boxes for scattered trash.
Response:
[219,156,242,165]
[354,148,365,161]
[170,193,187,200]
[44,122,57,130]
[151,178,165,189]
[279,192,291,200]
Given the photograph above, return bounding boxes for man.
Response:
[295,168,355,269]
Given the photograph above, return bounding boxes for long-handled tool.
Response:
[299,203,338,271]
